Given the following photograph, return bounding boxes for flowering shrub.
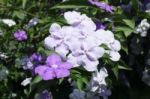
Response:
[0,0,150,99]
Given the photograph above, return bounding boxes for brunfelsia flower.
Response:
[64,11,96,31]
[68,41,105,71]
[88,0,114,13]
[38,90,53,99]
[69,89,85,99]
[135,19,150,37]
[21,77,32,86]
[2,19,16,27]
[89,68,108,92]
[28,18,39,27]
[30,53,43,63]
[35,54,72,80]
[44,23,78,58]
[95,21,106,30]
[14,30,28,41]
[21,56,33,70]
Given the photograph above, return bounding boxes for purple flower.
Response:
[30,53,43,63]
[35,54,72,80]
[39,90,53,99]
[88,0,114,13]
[21,56,33,70]
[14,30,27,41]
[95,21,106,30]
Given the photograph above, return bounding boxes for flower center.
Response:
[52,64,58,68]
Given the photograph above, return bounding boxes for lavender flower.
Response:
[21,56,33,70]
[68,41,105,71]
[35,54,72,80]
[30,53,43,63]
[88,0,114,13]
[69,89,85,99]
[28,18,39,27]
[14,30,27,41]
[95,21,106,30]
[38,90,53,99]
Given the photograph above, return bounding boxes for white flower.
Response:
[90,68,108,92]
[2,19,16,27]
[109,51,121,61]
[28,18,39,26]
[108,40,121,51]
[64,11,83,25]
[69,89,85,99]
[64,11,96,31]
[21,77,32,86]
[45,23,78,57]
[142,68,150,86]
[0,52,8,59]
[68,41,105,71]
[95,29,115,45]
[135,19,150,37]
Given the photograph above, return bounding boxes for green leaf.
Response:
[131,0,139,11]
[51,0,89,9]
[115,26,134,37]
[58,78,64,85]
[112,66,119,79]
[31,76,42,85]
[122,19,135,29]
[81,77,88,85]
[77,79,83,91]
[22,0,27,9]
[118,65,132,70]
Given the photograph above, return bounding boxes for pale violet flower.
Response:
[95,29,115,45]
[99,85,111,99]
[2,19,16,27]
[28,18,39,27]
[87,68,111,99]
[135,19,150,37]
[68,41,105,72]
[109,51,121,61]
[21,77,32,86]
[108,40,121,51]
[0,67,9,81]
[69,89,85,99]
[89,68,108,92]
[38,90,53,99]
[44,23,78,57]
[142,68,150,86]
[64,11,96,31]
[0,52,8,59]
[21,56,33,70]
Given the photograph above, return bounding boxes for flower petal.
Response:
[42,68,55,80]
[34,65,49,76]
[46,54,61,66]
[57,62,73,69]
[49,23,61,34]
[54,68,70,78]
[67,54,80,67]
[55,44,69,58]
[82,56,98,72]
[44,36,61,49]
[109,51,121,61]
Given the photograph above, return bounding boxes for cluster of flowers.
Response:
[135,19,150,37]
[69,68,111,99]
[44,11,121,72]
